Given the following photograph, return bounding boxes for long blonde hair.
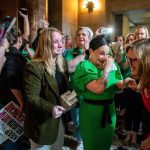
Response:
[133,38,150,91]
[135,26,149,39]
[33,27,65,77]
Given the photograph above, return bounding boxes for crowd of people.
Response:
[0,8,150,150]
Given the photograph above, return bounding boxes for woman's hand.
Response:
[103,56,114,72]
[124,77,138,91]
[52,105,65,118]
[116,80,126,90]
[140,138,150,150]
[38,19,49,29]
[19,8,28,18]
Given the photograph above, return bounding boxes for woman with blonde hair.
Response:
[124,38,150,149]
[125,33,135,46]
[23,27,69,150]
[135,26,149,40]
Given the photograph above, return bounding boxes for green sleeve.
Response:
[64,48,74,62]
[73,61,98,91]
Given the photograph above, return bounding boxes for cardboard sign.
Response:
[0,101,24,142]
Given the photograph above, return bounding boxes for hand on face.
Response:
[103,55,114,71]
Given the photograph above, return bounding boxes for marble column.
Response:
[26,0,48,42]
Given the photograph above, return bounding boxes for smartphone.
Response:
[19,8,28,15]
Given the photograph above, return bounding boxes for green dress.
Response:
[73,60,123,150]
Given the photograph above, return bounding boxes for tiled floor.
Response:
[63,135,140,150]
[110,134,140,150]
[64,115,141,150]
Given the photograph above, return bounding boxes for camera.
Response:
[96,27,112,35]
[73,47,83,58]
[19,8,28,15]
[96,27,113,45]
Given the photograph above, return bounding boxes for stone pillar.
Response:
[114,14,123,38]
[26,0,48,42]
[48,0,62,31]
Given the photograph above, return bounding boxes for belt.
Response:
[84,99,113,128]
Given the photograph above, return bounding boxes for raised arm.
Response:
[67,54,85,73]
[19,8,30,39]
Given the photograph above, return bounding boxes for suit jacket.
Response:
[23,60,69,144]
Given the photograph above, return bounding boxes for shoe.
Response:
[64,135,78,149]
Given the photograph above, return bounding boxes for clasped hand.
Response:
[52,105,65,118]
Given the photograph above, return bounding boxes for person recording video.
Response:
[0,8,31,150]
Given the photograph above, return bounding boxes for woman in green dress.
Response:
[73,36,126,150]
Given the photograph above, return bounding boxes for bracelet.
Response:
[102,71,110,81]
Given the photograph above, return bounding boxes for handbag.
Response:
[60,90,78,110]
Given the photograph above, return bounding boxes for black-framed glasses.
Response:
[126,56,137,66]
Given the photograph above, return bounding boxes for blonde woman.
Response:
[124,39,150,149]
[135,26,149,40]
[23,27,69,150]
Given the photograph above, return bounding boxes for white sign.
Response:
[0,101,25,142]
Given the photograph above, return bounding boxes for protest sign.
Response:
[0,101,24,143]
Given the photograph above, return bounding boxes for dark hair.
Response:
[89,35,108,50]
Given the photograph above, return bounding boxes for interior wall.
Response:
[78,0,107,33]
[49,0,62,30]
[62,0,78,41]
[122,15,130,36]
[0,0,18,22]
[106,0,150,39]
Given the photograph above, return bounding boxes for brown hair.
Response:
[132,38,150,91]
[33,27,65,77]
[135,26,149,39]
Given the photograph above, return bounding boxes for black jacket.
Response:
[0,46,26,106]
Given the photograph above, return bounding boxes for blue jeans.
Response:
[3,138,20,150]
[71,107,82,141]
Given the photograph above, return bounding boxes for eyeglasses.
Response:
[126,56,137,66]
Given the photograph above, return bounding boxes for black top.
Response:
[55,65,68,96]
[0,46,26,106]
